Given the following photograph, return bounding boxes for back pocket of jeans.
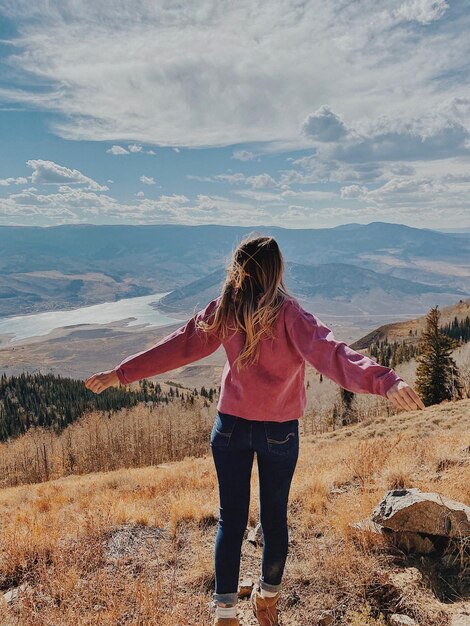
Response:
[210,412,238,447]
[264,419,298,456]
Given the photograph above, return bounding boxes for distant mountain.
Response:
[155,261,468,317]
[1,222,469,317]
[330,222,364,230]
[433,227,470,234]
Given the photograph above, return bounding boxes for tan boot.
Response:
[250,584,281,626]
[212,618,240,626]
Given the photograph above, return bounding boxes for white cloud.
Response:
[245,174,277,188]
[338,174,470,218]
[340,185,369,199]
[1,0,469,229]
[301,105,352,142]
[0,177,28,186]
[139,175,156,185]
[0,0,465,149]
[0,184,272,227]
[232,150,256,161]
[26,159,108,191]
[391,0,449,25]
[106,145,129,155]
[107,144,155,155]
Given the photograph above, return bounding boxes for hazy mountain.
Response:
[1,222,469,317]
[154,261,468,333]
[157,261,465,310]
[433,227,470,233]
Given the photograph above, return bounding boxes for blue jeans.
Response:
[210,411,299,606]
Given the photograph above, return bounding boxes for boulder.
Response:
[371,488,470,538]
[349,517,435,555]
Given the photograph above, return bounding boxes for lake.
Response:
[0,292,186,345]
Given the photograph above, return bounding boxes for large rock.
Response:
[349,517,435,555]
[371,488,470,538]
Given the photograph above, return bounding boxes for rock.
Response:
[3,583,28,604]
[349,517,435,554]
[388,615,417,626]
[318,613,333,625]
[451,612,470,625]
[386,529,435,555]
[371,488,470,538]
[103,523,165,563]
[247,522,264,546]
[349,517,384,535]
[238,576,253,598]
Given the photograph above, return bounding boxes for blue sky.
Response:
[0,0,469,229]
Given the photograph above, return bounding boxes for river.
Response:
[0,292,185,345]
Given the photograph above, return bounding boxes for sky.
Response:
[0,0,469,229]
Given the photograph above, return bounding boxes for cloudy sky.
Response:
[0,0,469,229]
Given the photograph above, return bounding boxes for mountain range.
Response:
[1,221,469,319]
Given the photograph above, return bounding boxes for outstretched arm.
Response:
[286,301,424,410]
[85,297,221,393]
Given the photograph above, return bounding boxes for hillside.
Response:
[0,371,209,442]
[156,261,464,315]
[0,398,469,625]
[351,297,470,350]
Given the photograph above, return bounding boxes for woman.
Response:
[85,234,424,626]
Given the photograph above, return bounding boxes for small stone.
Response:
[318,613,333,625]
[389,614,417,626]
[238,577,253,598]
[247,522,264,546]
[449,601,470,626]
[3,583,28,604]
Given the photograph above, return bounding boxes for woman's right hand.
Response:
[386,380,425,411]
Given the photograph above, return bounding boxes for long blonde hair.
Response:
[196,232,295,370]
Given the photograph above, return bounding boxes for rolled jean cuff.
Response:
[259,576,282,593]
[213,591,239,606]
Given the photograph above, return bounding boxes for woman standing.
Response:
[85,234,424,626]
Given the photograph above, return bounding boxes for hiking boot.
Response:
[212,618,240,626]
[250,584,281,626]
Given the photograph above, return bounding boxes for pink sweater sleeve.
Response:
[114,298,221,385]
[286,301,403,397]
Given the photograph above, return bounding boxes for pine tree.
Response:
[415,306,464,406]
[339,387,358,426]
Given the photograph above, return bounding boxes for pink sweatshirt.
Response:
[114,295,403,422]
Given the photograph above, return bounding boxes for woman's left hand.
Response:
[84,369,120,394]
[386,380,425,411]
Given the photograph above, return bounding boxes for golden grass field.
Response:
[0,397,469,625]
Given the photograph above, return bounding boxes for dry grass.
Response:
[0,398,469,624]
[0,400,216,488]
